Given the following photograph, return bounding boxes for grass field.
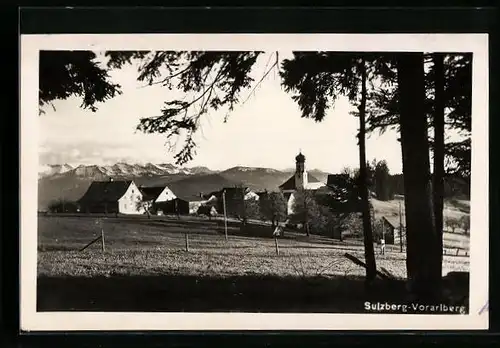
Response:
[37,214,470,313]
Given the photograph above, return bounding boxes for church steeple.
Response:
[294,151,308,189]
[295,151,305,173]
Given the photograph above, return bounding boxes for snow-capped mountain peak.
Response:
[38,162,216,179]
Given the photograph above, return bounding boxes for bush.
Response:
[372,218,385,242]
[445,216,461,233]
[459,215,470,235]
[339,213,363,237]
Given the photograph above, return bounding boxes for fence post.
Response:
[223,189,228,241]
[399,200,404,253]
[185,231,189,252]
[101,227,106,253]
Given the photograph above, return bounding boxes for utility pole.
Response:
[399,200,403,253]
[100,218,106,254]
[60,187,66,213]
[175,199,180,220]
[223,189,228,241]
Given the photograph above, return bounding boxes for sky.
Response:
[39,51,405,174]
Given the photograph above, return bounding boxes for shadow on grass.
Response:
[37,273,469,314]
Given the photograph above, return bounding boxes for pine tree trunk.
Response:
[432,53,445,292]
[396,53,440,302]
[358,58,377,283]
[303,195,310,237]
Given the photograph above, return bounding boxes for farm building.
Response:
[197,204,218,217]
[376,216,400,245]
[155,195,209,215]
[279,152,326,215]
[204,186,259,218]
[77,179,144,214]
[139,185,176,204]
[138,185,178,214]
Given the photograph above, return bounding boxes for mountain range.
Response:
[38,163,331,211]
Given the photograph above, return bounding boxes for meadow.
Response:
[37,214,470,313]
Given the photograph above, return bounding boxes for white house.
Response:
[78,179,144,214]
[139,185,177,204]
[244,190,260,201]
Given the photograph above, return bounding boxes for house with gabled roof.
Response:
[155,193,209,215]
[376,215,398,245]
[139,185,177,204]
[77,178,144,214]
[201,186,259,218]
[278,152,326,215]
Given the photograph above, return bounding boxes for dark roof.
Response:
[202,191,219,200]
[78,180,133,204]
[279,176,296,190]
[173,194,206,203]
[165,174,238,202]
[381,216,399,229]
[279,173,321,190]
[202,187,251,200]
[308,174,320,183]
[139,186,165,201]
[222,187,250,201]
[327,174,351,186]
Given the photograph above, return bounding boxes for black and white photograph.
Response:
[20,34,489,331]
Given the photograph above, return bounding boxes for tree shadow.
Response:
[37,273,469,314]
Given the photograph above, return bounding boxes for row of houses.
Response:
[67,151,399,243]
[74,178,260,216]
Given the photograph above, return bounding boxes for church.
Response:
[278,152,326,215]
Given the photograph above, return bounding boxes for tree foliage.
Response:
[105,51,264,164]
[47,199,79,213]
[445,216,461,233]
[367,53,472,178]
[280,52,395,122]
[39,51,122,113]
[374,160,393,201]
[243,198,261,222]
[259,191,287,228]
[136,200,153,219]
[291,189,332,236]
[459,215,470,235]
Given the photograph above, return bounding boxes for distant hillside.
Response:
[219,166,292,191]
[38,176,95,211]
[371,196,470,231]
[167,174,242,198]
[39,163,75,178]
[388,174,470,200]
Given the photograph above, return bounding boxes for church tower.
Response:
[294,151,308,190]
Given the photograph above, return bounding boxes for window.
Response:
[124,203,127,210]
